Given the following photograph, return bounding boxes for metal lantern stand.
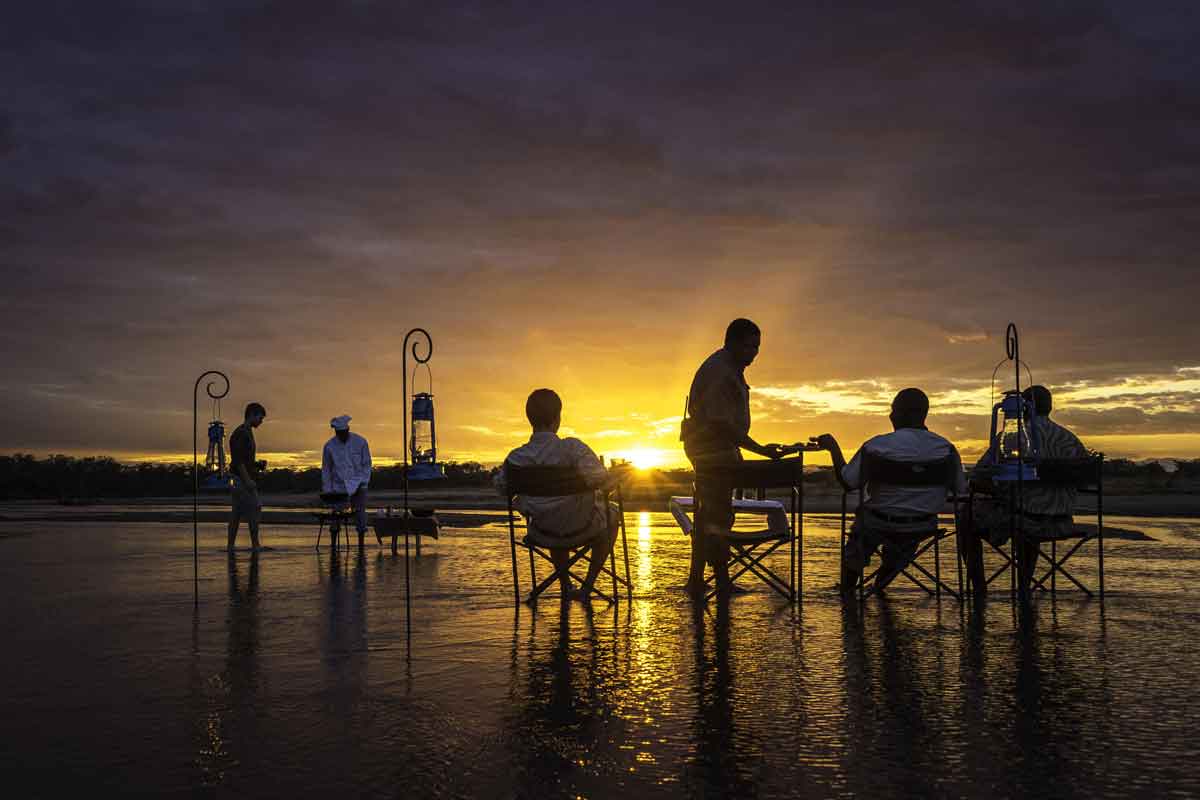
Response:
[193,370,230,607]
[401,328,432,646]
[1000,324,1033,604]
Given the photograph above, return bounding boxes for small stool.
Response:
[314,492,357,552]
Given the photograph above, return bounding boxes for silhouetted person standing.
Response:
[681,319,784,596]
[228,402,266,551]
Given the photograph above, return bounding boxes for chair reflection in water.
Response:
[670,456,807,603]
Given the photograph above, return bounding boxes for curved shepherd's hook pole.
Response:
[193,370,230,607]
[1006,323,1028,604]
[401,328,432,650]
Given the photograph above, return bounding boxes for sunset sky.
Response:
[3,2,1198,468]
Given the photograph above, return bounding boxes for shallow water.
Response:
[0,512,1197,798]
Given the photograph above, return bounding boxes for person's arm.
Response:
[969,450,993,493]
[572,440,611,489]
[360,438,372,488]
[951,447,967,495]
[237,462,256,491]
[321,443,333,494]
[737,434,786,459]
[811,434,855,492]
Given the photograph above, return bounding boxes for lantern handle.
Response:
[410,362,433,396]
[989,357,1034,409]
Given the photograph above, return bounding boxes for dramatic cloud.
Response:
[1,1,1198,464]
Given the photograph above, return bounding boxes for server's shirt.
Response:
[683,347,751,459]
[322,433,373,496]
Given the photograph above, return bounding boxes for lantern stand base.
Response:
[407,463,445,481]
[993,463,1038,482]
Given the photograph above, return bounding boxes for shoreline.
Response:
[1,489,1195,528]
[2,489,1200,520]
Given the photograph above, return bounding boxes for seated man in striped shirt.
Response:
[815,388,967,595]
[494,388,627,601]
[963,385,1088,595]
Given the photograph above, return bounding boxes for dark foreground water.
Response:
[0,511,1197,798]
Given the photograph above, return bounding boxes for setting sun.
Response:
[618,448,667,470]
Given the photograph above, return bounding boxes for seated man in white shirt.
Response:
[814,388,966,595]
[321,415,373,546]
[494,389,626,601]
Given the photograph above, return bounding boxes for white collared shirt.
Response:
[494,431,608,535]
[322,432,372,495]
[842,428,967,517]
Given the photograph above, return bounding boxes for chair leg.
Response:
[507,504,520,604]
[620,498,632,600]
[934,533,942,599]
[606,502,617,603]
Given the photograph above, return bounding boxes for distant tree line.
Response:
[1,453,1198,501]
[0,454,495,500]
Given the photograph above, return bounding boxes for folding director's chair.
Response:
[840,453,962,602]
[968,454,1105,599]
[503,463,632,605]
[689,457,806,603]
[314,491,355,551]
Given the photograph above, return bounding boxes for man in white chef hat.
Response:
[321,414,373,546]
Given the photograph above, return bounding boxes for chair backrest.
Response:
[503,462,596,498]
[1032,455,1102,489]
[861,453,958,491]
[694,457,804,490]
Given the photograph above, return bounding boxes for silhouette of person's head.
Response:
[889,388,929,430]
[724,318,761,368]
[1022,385,1053,418]
[526,388,562,433]
[244,402,267,428]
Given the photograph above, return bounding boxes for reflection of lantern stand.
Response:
[986,323,1040,602]
[193,370,230,607]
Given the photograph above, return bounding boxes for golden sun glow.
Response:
[618,448,668,470]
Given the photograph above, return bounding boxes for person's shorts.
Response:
[231,487,262,521]
[528,501,618,544]
[844,511,937,570]
[969,499,1073,545]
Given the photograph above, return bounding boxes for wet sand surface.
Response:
[0,512,1197,798]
